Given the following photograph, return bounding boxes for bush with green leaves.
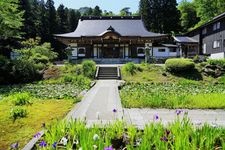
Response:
[12,92,31,106]
[15,38,58,70]
[165,58,195,73]
[207,59,225,67]
[10,107,28,121]
[123,62,137,75]
[82,60,96,78]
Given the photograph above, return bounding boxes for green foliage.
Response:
[0,83,83,99]
[39,119,225,149]
[15,38,57,70]
[193,0,225,26]
[178,0,200,32]
[12,93,31,106]
[82,60,96,78]
[139,0,181,33]
[120,82,225,108]
[207,59,225,67]
[0,0,24,39]
[123,62,141,75]
[10,107,28,121]
[165,58,195,73]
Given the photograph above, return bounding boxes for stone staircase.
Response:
[97,67,120,80]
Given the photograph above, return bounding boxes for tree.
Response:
[57,4,69,33]
[46,0,57,36]
[0,0,24,39]
[120,7,132,16]
[178,0,200,32]
[92,6,102,16]
[103,10,115,16]
[68,9,80,31]
[194,0,225,26]
[139,0,181,34]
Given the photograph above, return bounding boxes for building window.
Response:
[158,49,165,52]
[78,47,85,54]
[169,48,177,52]
[213,40,220,48]
[202,28,207,34]
[137,47,145,57]
[203,43,206,54]
[78,47,86,57]
[213,22,220,31]
[223,39,225,47]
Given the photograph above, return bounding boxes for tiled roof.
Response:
[54,16,166,38]
[173,36,198,43]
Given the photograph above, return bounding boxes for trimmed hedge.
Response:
[165,58,195,73]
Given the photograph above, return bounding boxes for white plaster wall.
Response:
[210,52,225,59]
[153,47,170,57]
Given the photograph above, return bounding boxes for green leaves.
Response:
[0,0,24,39]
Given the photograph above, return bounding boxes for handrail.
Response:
[117,66,121,79]
[95,66,100,79]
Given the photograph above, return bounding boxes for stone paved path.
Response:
[67,80,225,128]
[124,108,225,129]
[66,80,123,126]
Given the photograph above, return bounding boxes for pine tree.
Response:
[46,0,57,36]
[68,9,80,31]
[92,6,102,16]
[139,0,181,34]
[57,4,69,33]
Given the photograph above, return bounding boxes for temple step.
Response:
[97,67,120,80]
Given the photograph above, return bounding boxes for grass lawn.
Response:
[120,64,225,109]
[0,98,74,149]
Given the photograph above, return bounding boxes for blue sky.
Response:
[53,0,184,14]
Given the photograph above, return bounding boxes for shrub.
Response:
[12,92,31,106]
[165,58,195,73]
[63,74,91,89]
[123,62,137,75]
[12,59,42,83]
[10,107,28,121]
[207,59,225,67]
[82,60,96,78]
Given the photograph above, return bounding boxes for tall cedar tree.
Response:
[69,9,81,31]
[57,4,69,33]
[139,0,181,34]
[92,6,102,16]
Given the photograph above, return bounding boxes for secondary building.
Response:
[54,16,181,63]
[186,12,225,59]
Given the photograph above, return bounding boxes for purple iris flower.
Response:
[104,146,113,150]
[165,129,171,136]
[39,140,47,147]
[10,142,19,149]
[176,109,183,116]
[153,114,159,120]
[113,109,117,113]
[52,142,57,149]
[34,132,41,138]
[160,136,168,142]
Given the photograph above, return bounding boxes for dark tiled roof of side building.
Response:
[54,16,167,38]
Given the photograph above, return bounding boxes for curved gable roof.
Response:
[55,16,166,38]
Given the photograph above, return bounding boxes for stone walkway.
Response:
[124,108,225,129]
[67,80,225,128]
[66,80,123,126]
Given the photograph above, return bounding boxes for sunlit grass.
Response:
[120,83,225,108]
[0,98,74,149]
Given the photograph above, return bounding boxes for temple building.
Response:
[54,16,172,62]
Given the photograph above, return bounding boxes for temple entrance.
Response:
[102,47,120,58]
